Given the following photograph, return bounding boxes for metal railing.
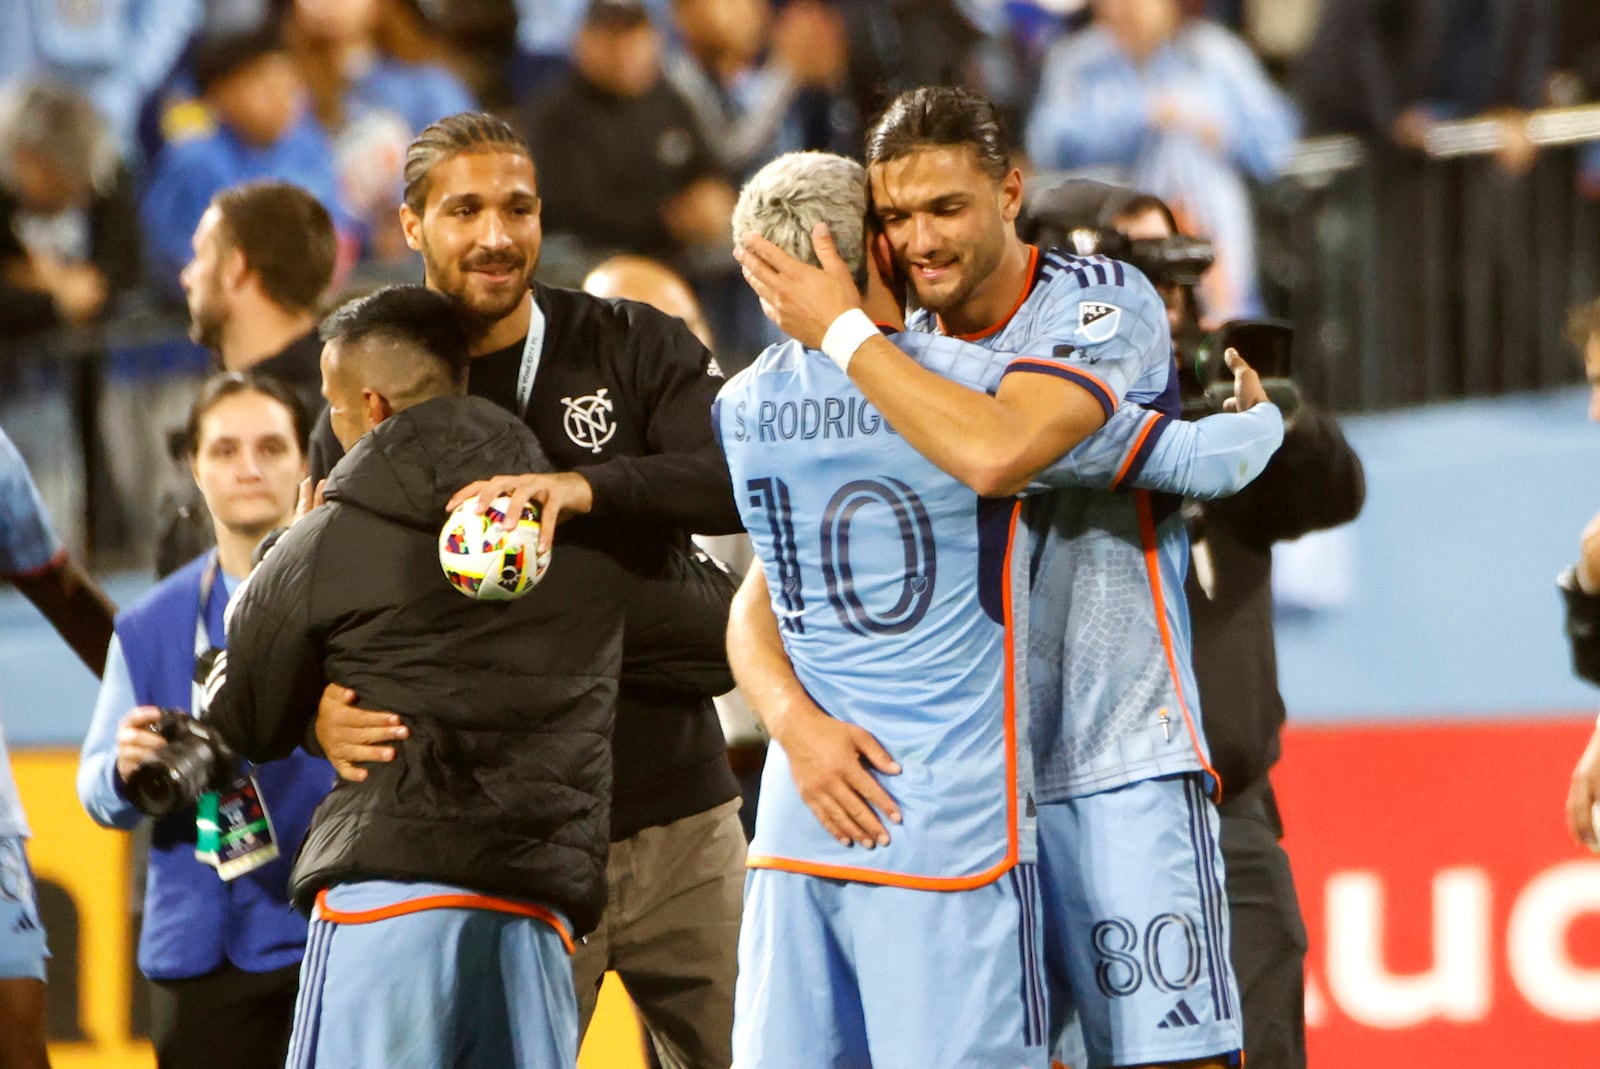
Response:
[1265,104,1600,412]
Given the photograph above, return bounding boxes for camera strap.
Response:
[190,554,223,718]
[191,553,280,881]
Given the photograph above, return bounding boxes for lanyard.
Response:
[192,553,226,716]
[515,296,547,420]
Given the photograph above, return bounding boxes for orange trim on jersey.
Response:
[942,245,1041,342]
[749,500,1026,891]
[314,888,575,954]
[1004,359,1120,417]
[1134,490,1223,801]
[1109,412,1162,490]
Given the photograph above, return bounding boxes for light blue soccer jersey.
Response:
[0,428,66,840]
[714,304,1280,881]
[909,247,1224,801]
[717,340,1033,886]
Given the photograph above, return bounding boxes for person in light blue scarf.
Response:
[1025,0,1298,320]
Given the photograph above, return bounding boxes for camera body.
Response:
[1179,318,1297,419]
[126,709,239,819]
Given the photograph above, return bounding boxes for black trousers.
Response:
[1219,785,1308,1069]
[149,960,299,1069]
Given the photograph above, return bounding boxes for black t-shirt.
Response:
[310,284,742,838]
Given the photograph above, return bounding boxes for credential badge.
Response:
[562,388,616,454]
[1078,301,1122,344]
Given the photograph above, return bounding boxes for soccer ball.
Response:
[438,495,551,601]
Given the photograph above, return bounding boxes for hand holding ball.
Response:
[439,496,551,600]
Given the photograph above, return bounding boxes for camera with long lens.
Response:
[125,708,239,818]
[1021,179,1301,419]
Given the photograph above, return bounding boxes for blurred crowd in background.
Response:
[1,0,1599,570]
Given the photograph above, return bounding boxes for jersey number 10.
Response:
[748,476,938,638]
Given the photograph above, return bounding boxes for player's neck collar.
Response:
[938,244,1039,342]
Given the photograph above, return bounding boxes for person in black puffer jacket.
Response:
[204,285,624,1068]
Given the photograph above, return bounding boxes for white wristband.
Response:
[819,309,878,373]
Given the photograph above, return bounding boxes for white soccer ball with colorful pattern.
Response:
[438,495,551,600]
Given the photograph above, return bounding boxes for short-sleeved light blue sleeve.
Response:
[0,429,63,577]
[995,253,1173,415]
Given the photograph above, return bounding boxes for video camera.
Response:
[1056,224,1217,291]
[1021,179,1298,419]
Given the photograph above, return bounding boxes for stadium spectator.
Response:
[0,82,139,336]
[664,0,850,180]
[200,285,626,1068]
[0,425,115,1069]
[1025,0,1298,319]
[736,85,1262,1069]
[156,180,338,578]
[1561,297,1600,848]
[76,373,333,1069]
[509,0,672,96]
[139,24,346,298]
[0,80,142,550]
[283,0,477,260]
[305,112,747,1069]
[0,0,202,155]
[519,0,734,277]
[1293,0,1556,175]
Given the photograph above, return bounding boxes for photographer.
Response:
[1026,180,1366,1069]
[75,374,333,1069]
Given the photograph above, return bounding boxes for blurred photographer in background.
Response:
[1025,179,1366,1069]
[74,373,333,1069]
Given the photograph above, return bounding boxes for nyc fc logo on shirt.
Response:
[562,388,616,454]
[1078,301,1122,346]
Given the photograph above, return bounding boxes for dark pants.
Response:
[1219,785,1308,1069]
[149,960,300,1069]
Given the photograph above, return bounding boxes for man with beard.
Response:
[158,180,337,577]
[308,112,747,1069]
[180,181,336,419]
[736,87,1247,1069]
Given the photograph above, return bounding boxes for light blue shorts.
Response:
[733,865,1049,1069]
[0,836,48,981]
[288,880,578,1069]
[1038,775,1241,1069]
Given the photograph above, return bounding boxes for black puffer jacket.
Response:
[206,395,624,934]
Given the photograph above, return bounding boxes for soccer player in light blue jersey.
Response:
[735,87,1259,1069]
[0,426,115,1069]
[726,144,1279,1068]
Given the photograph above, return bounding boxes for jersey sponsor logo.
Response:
[1078,301,1122,344]
[561,388,617,454]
